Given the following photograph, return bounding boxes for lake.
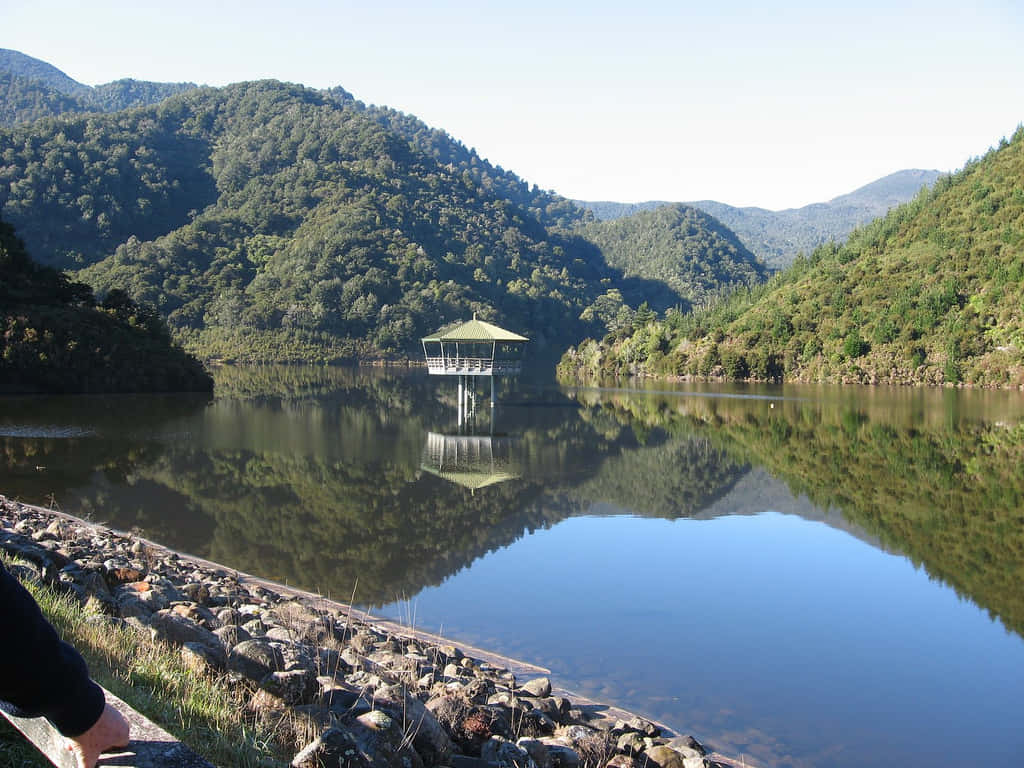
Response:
[1,367,1022,767]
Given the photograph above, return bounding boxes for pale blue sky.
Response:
[4,0,1023,209]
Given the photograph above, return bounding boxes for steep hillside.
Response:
[577,169,942,268]
[0,48,91,98]
[0,217,212,393]
[577,204,768,310]
[561,126,1024,388]
[0,49,195,126]
[0,80,676,362]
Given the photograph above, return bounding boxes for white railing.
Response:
[424,356,522,375]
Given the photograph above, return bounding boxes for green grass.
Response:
[1,556,305,768]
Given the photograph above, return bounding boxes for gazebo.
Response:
[421,315,528,423]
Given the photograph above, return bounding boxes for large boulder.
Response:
[520,677,552,698]
[263,668,319,705]
[292,725,370,768]
[228,638,285,683]
[482,736,538,768]
[149,610,225,666]
[348,710,425,768]
[373,683,454,765]
[644,746,686,768]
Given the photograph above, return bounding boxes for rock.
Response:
[79,570,115,606]
[536,741,580,768]
[104,565,144,586]
[617,732,645,755]
[241,618,267,636]
[265,626,299,643]
[373,683,454,765]
[217,607,242,625]
[667,737,706,758]
[681,759,710,768]
[292,725,370,768]
[228,638,285,682]
[449,758,491,768]
[644,746,686,768]
[351,710,425,768]
[520,676,552,698]
[627,718,661,738]
[426,698,507,755]
[350,632,379,654]
[482,736,538,768]
[606,755,641,768]
[317,646,349,678]
[181,581,210,604]
[6,562,43,588]
[463,678,495,704]
[149,610,225,665]
[171,602,220,629]
[318,680,370,710]
[181,641,223,673]
[516,738,554,768]
[263,668,318,705]
[213,624,252,651]
[517,709,557,737]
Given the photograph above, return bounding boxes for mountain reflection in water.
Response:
[1,368,1023,767]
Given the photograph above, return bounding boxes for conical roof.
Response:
[422,317,528,343]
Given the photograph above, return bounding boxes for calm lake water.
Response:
[1,367,1023,768]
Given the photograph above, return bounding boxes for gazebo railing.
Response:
[424,356,522,375]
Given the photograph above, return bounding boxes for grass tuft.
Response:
[1,554,299,768]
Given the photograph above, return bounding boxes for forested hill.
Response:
[576,204,768,308]
[578,169,942,269]
[0,217,212,393]
[0,49,196,126]
[560,126,1024,389]
[1,79,691,363]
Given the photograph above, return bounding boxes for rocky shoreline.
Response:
[1,496,737,768]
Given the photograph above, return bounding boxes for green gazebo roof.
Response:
[422,317,528,343]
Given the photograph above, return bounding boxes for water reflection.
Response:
[421,433,521,491]
[2,369,1024,765]
[1,370,1023,636]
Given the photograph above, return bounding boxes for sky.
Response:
[4,0,1023,210]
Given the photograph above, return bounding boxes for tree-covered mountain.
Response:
[560,126,1024,388]
[577,169,942,269]
[576,204,768,310]
[0,49,196,126]
[0,78,716,362]
[0,216,212,393]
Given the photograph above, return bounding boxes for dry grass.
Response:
[2,555,301,768]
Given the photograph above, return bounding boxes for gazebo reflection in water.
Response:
[420,431,520,492]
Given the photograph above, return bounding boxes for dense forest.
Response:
[560,126,1024,388]
[0,49,195,126]
[0,216,212,393]
[0,64,766,363]
[579,169,942,269]
[576,204,767,311]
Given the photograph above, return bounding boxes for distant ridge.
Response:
[561,125,1024,389]
[0,48,91,97]
[0,48,196,125]
[577,168,943,269]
